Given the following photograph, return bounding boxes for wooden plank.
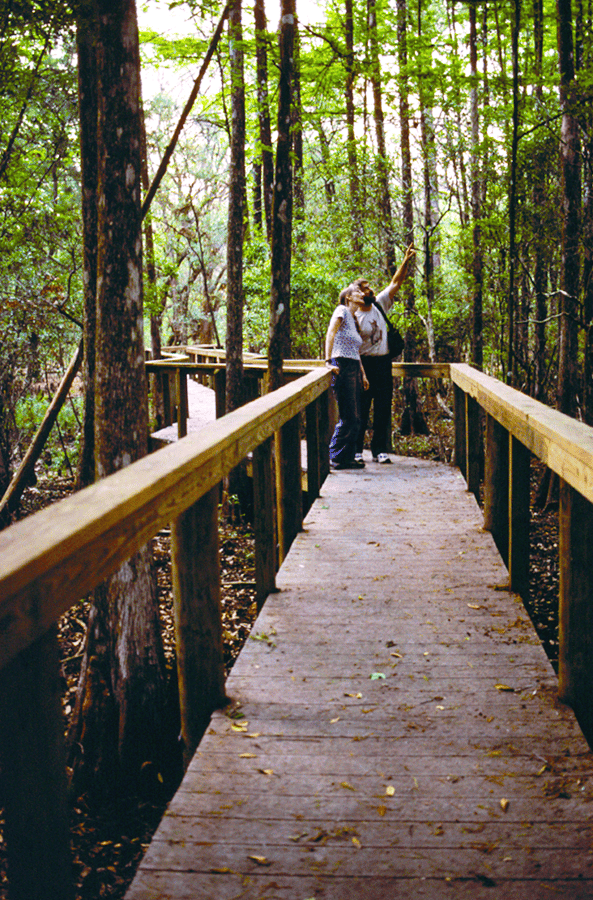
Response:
[126,457,593,900]
[0,368,330,670]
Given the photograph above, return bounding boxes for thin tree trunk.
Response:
[254,0,274,242]
[344,0,362,263]
[368,0,395,275]
[226,0,246,413]
[532,0,548,401]
[268,0,295,392]
[469,0,483,372]
[506,0,521,383]
[556,0,581,418]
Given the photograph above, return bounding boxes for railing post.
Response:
[453,383,466,478]
[558,479,593,741]
[484,414,509,566]
[275,414,303,564]
[162,371,172,426]
[305,395,321,512]
[253,436,276,610]
[171,485,227,769]
[176,368,188,438]
[465,394,480,500]
[213,368,226,418]
[508,435,530,598]
[318,387,331,485]
[0,626,72,900]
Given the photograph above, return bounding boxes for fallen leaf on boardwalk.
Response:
[377,805,386,816]
[495,684,514,692]
[468,604,481,609]
[370,672,386,680]
[340,781,355,791]
[385,785,395,797]
[330,717,340,723]
[344,692,363,699]
[352,837,361,848]
[500,798,510,812]
[260,768,275,776]
[248,855,271,866]
[248,732,261,738]
[210,867,233,873]
[232,721,249,731]
[239,753,256,758]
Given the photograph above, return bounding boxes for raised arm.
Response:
[385,243,416,300]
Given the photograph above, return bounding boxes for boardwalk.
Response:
[126,456,593,900]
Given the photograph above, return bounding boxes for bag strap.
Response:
[372,299,394,331]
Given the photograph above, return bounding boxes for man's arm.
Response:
[384,243,416,300]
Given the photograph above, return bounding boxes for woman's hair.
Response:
[338,284,362,333]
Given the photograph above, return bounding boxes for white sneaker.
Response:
[354,453,363,463]
[374,453,392,464]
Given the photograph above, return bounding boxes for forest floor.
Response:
[0,388,560,899]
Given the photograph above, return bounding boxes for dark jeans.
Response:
[356,354,393,457]
[329,357,362,465]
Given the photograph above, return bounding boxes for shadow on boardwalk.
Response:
[127,455,593,900]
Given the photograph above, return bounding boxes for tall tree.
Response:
[368,0,395,275]
[469,0,483,371]
[226,0,246,413]
[556,0,581,418]
[344,0,362,264]
[532,0,548,401]
[506,0,521,382]
[254,0,274,242]
[268,0,295,391]
[68,0,170,799]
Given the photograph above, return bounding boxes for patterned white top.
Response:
[328,305,362,360]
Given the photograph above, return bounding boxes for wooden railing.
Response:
[451,362,593,744]
[2,356,593,898]
[0,368,331,900]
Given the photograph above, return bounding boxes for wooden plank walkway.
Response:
[126,455,593,900]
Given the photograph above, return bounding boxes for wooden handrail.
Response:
[0,368,330,673]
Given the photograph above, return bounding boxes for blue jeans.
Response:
[329,357,362,465]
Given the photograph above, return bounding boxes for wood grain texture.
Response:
[126,456,593,900]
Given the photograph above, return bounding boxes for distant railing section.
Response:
[451,362,593,745]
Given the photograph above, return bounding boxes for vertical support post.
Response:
[171,485,227,768]
[453,383,466,478]
[213,368,226,418]
[305,396,321,512]
[558,480,593,741]
[465,394,480,500]
[253,436,276,609]
[176,368,188,438]
[508,435,530,598]
[0,627,73,900]
[483,413,509,566]
[275,414,303,564]
[162,371,172,426]
[318,388,331,485]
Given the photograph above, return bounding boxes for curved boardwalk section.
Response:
[127,456,593,899]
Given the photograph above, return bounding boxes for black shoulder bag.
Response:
[373,300,404,359]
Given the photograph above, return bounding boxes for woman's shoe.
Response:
[354,453,364,463]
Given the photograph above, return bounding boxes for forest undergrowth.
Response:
[0,383,560,899]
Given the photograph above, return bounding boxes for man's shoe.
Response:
[373,453,392,464]
[332,458,365,470]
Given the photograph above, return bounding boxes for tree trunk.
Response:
[344,0,361,263]
[68,0,170,800]
[469,0,484,372]
[368,0,395,275]
[397,0,427,436]
[532,0,548,402]
[268,0,295,392]
[556,0,581,418]
[226,0,246,414]
[254,0,274,242]
[76,0,98,491]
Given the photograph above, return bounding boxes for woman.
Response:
[354,243,416,464]
[324,284,369,470]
